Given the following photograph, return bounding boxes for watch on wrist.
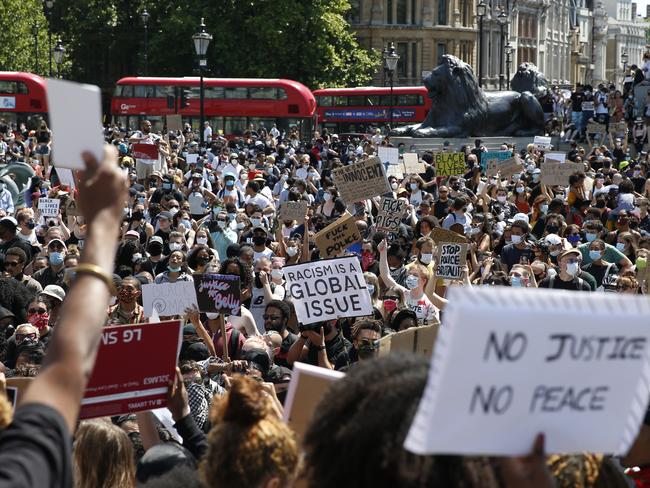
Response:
[316,344,326,351]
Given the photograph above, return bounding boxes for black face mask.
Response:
[358,339,378,360]
[147,244,163,256]
[26,220,36,230]
[546,224,560,234]
[253,236,266,246]
[131,211,143,221]
[196,257,210,266]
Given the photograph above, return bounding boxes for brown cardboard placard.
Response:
[587,122,607,134]
[403,153,425,174]
[434,242,468,280]
[278,201,309,222]
[431,227,468,244]
[541,162,577,186]
[376,197,406,232]
[378,324,439,357]
[166,114,183,132]
[332,156,390,203]
[314,212,362,258]
[5,377,34,408]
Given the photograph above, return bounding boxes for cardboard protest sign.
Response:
[279,201,308,222]
[378,146,399,166]
[38,197,60,217]
[166,114,183,132]
[332,157,390,203]
[434,242,468,280]
[47,79,103,170]
[587,122,606,135]
[194,274,241,316]
[386,164,404,179]
[284,256,373,325]
[610,121,628,135]
[533,136,552,151]
[283,362,345,442]
[544,152,566,164]
[541,162,576,186]
[79,320,183,419]
[431,227,468,244]
[56,167,76,190]
[376,197,406,233]
[142,281,199,317]
[132,143,159,161]
[482,150,511,174]
[487,156,522,179]
[378,324,439,357]
[435,152,466,176]
[314,212,362,259]
[404,286,650,456]
[403,153,425,174]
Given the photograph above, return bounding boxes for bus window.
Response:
[134,85,155,98]
[119,85,134,97]
[277,88,288,100]
[128,116,140,130]
[204,86,225,98]
[224,87,248,99]
[156,85,176,98]
[249,87,277,99]
[206,116,224,133]
[224,116,247,135]
[397,94,422,105]
[348,96,366,106]
[248,117,276,131]
[149,116,164,132]
[317,96,333,107]
[379,95,394,105]
[366,95,380,106]
[16,82,28,95]
[334,96,348,107]
[0,81,17,94]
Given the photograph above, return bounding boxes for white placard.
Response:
[403,153,425,174]
[378,146,399,166]
[186,153,199,165]
[38,197,60,217]
[47,79,104,170]
[405,286,650,456]
[544,152,566,164]
[284,256,373,325]
[56,167,76,190]
[142,281,199,317]
[533,136,552,151]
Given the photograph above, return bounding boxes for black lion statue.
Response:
[391,55,544,138]
[510,62,549,99]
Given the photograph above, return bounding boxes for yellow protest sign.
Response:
[435,152,466,176]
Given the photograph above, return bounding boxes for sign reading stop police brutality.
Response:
[404,287,650,456]
[284,256,373,325]
[79,320,183,419]
[332,156,391,203]
[435,152,466,176]
[435,242,468,280]
[314,212,362,259]
[376,197,406,232]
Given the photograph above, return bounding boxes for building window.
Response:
[396,42,409,78]
[438,0,447,25]
[397,0,408,23]
[387,0,393,23]
[348,0,360,24]
[437,42,446,62]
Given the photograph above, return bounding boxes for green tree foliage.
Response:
[0,0,50,75]
[52,0,379,90]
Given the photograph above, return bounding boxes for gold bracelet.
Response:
[75,264,116,294]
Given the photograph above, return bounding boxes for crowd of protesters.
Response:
[0,82,648,487]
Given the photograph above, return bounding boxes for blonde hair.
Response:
[201,376,300,488]
[74,418,135,488]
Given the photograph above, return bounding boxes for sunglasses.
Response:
[263,315,282,321]
[16,333,37,341]
[4,261,20,268]
[28,308,47,314]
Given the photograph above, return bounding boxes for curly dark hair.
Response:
[303,354,500,488]
[218,257,252,292]
[0,278,35,323]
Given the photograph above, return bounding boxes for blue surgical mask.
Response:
[228,212,237,221]
[510,276,523,287]
[616,242,626,251]
[168,265,181,273]
[589,250,602,260]
[49,251,64,266]
[366,284,375,296]
[585,232,597,242]
[405,275,420,290]
[540,204,549,214]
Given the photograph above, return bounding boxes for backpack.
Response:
[548,274,585,290]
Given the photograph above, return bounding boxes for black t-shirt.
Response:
[275,331,298,369]
[571,92,584,111]
[538,274,592,291]
[0,403,72,488]
[306,333,352,368]
[433,199,451,220]
[500,243,535,271]
[631,176,646,194]
[582,261,619,289]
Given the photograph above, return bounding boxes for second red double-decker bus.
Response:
[0,72,48,129]
[111,77,316,138]
[313,86,430,135]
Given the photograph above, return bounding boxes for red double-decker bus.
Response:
[111,77,316,138]
[0,72,48,129]
[313,86,430,134]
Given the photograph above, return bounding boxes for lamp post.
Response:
[383,42,400,129]
[193,18,212,145]
[53,38,64,79]
[505,43,512,90]
[141,9,150,76]
[497,9,508,91]
[622,51,629,82]
[477,0,487,88]
[32,21,39,74]
[44,0,55,77]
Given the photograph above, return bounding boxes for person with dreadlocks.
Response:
[547,453,630,488]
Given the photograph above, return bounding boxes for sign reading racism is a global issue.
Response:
[284,256,373,325]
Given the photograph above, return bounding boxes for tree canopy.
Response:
[0,0,50,75]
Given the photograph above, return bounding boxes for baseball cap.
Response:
[157,211,172,221]
[508,213,530,224]
[47,238,68,250]
[149,236,164,245]
[191,172,202,179]
[41,285,66,303]
[543,234,562,246]
[558,248,581,260]
[0,216,18,229]
[125,230,140,239]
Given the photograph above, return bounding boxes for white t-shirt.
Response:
[247,193,272,209]
[405,291,439,325]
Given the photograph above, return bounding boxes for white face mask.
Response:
[206,312,220,320]
[323,192,332,202]
[236,222,246,230]
[366,284,375,296]
[420,253,433,264]
[511,234,523,244]
[405,275,420,290]
[169,242,183,252]
[286,246,298,257]
[391,182,399,190]
[196,236,208,245]
[496,195,507,203]
[217,220,227,229]
[566,261,579,276]
[250,218,262,227]
[470,226,481,235]
[540,204,549,214]
[271,268,283,279]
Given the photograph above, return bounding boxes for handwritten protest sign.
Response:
[434,242,468,280]
[403,153,425,174]
[431,227,468,244]
[166,114,182,132]
[533,136,552,151]
[194,274,241,316]
[80,320,182,419]
[482,150,511,174]
[376,197,406,232]
[332,157,390,203]
[487,156,522,179]
[38,197,60,217]
[283,362,345,442]
[378,324,438,357]
[279,201,309,222]
[142,281,198,317]
[378,146,399,166]
[435,152,466,176]
[132,143,159,161]
[544,152,566,164]
[404,286,650,456]
[587,122,607,135]
[284,256,373,325]
[315,212,362,258]
[386,164,404,179]
[541,161,576,186]
[610,121,628,135]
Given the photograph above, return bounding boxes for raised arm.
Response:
[20,146,127,432]
[378,239,399,290]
